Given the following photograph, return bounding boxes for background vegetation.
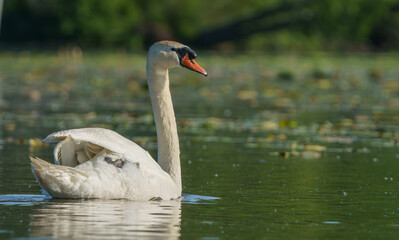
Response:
[1,0,399,51]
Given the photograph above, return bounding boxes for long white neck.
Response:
[146,62,182,193]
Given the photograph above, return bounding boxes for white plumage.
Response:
[30,41,207,200]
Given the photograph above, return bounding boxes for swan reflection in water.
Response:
[29,198,181,239]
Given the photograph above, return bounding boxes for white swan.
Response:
[30,41,207,201]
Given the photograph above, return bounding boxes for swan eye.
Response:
[171,47,197,61]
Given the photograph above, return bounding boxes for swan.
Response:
[29,41,208,201]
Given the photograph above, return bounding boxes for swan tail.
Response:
[30,156,89,198]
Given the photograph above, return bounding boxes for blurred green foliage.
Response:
[307,0,399,49]
[1,0,399,51]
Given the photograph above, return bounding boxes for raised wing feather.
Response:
[44,128,156,166]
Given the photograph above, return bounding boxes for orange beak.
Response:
[180,54,208,76]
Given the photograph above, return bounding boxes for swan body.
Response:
[30,41,207,200]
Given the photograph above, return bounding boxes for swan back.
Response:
[44,127,176,180]
[45,128,152,165]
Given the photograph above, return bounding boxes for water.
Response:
[1,52,399,239]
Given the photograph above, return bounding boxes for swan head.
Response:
[148,41,207,76]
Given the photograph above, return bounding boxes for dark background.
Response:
[1,0,399,51]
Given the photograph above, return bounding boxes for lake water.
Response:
[1,52,399,239]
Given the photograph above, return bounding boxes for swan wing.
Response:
[44,127,173,185]
[43,127,152,165]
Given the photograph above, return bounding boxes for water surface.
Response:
[1,52,399,239]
